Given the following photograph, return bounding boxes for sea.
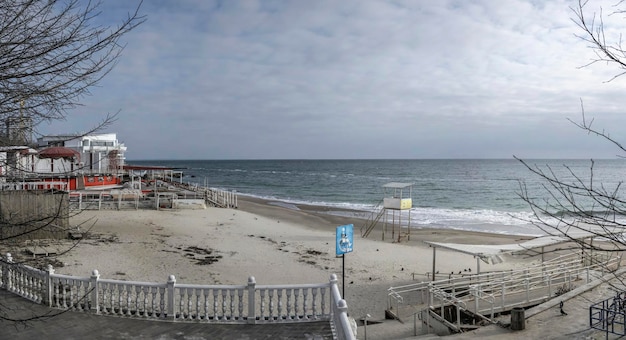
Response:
[127,159,626,237]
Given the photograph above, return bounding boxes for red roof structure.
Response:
[38,147,80,159]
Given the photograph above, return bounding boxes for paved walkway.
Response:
[0,290,333,340]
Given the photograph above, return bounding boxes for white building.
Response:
[37,133,127,175]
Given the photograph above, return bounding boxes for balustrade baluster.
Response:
[22,270,27,297]
[16,269,21,296]
[195,288,201,320]
[25,274,32,301]
[188,288,194,319]
[36,274,42,302]
[311,288,318,319]
[159,286,166,318]
[294,288,301,319]
[229,289,235,320]
[105,283,111,314]
[80,280,87,310]
[237,288,244,319]
[7,267,13,294]
[286,288,293,320]
[111,283,117,315]
[25,273,30,300]
[135,286,142,316]
[179,288,186,319]
[321,287,327,315]
[125,285,131,316]
[268,289,274,320]
[203,288,210,320]
[73,280,79,310]
[14,268,19,295]
[37,274,43,303]
[259,289,266,320]
[52,279,58,307]
[303,288,309,320]
[62,279,68,309]
[117,284,124,315]
[29,274,35,302]
[22,270,27,296]
[148,286,155,318]
[221,289,227,319]
[213,289,219,320]
[277,289,284,320]
[109,283,115,315]
[101,283,108,314]
[135,286,143,318]
[28,275,34,302]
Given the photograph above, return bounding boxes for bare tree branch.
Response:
[0,0,145,147]
[571,0,626,81]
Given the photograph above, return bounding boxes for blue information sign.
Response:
[336,224,354,256]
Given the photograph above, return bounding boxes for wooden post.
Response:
[510,307,525,330]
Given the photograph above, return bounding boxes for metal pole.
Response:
[342,254,345,298]
[432,247,436,281]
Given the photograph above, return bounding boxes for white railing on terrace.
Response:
[67,189,237,211]
[69,191,147,211]
[0,253,355,339]
[388,251,622,327]
[0,181,69,191]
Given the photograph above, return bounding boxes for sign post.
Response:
[336,224,354,299]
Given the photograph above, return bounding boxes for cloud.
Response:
[42,0,626,159]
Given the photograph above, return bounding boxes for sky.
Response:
[40,0,626,160]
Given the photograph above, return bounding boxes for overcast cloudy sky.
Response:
[41,0,626,160]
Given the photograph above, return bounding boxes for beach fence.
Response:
[168,181,238,209]
[68,187,237,211]
[0,253,355,339]
[387,252,621,335]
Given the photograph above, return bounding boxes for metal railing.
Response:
[388,251,621,328]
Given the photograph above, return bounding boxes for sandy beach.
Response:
[5,197,610,339]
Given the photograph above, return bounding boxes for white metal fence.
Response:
[388,251,621,331]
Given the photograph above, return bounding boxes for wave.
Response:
[234,191,544,236]
[550,209,626,219]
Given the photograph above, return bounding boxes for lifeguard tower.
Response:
[361,182,414,242]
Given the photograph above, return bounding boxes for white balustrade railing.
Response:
[0,254,355,339]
